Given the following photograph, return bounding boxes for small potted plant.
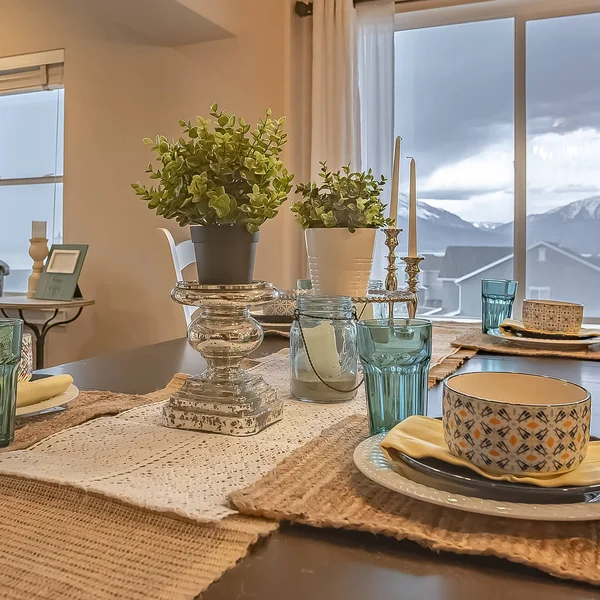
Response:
[292,163,392,296]
[132,104,294,284]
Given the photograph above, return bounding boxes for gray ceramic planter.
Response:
[190,225,259,284]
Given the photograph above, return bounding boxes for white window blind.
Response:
[0,49,64,96]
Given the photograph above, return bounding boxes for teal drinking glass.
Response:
[357,319,432,435]
[0,319,23,447]
[481,279,518,333]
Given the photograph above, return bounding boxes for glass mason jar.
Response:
[290,296,359,403]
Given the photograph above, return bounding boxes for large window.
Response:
[0,51,64,293]
[393,3,600,321]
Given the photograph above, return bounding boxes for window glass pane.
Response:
[0,88,64,179]
[526,13,600,319]
[0,183,63,292]
[394,19,514,318]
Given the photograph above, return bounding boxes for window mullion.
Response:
[513,16,527,319]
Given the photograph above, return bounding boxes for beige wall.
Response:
[0,0,307,367]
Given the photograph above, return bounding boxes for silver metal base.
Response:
[162,372,282,436]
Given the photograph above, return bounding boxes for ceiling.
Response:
[75,0,233,47]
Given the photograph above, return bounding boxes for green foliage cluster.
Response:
[132,104,294,233]
[291,163,393,232]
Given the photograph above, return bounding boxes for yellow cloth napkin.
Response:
[499,318,600,340]
[380,415,600,487]
[17,375,73,408]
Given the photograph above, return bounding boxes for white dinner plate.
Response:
[16,384,79,417]
[487,328,600,351]
[353,434,600,521]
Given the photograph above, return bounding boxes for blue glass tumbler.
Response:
[0,319,23,447]
[481,279,518,333]
[357,319,432,435]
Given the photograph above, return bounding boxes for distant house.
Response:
[419,242,600,317]
[455,241,600,317]
[421,247,511,314]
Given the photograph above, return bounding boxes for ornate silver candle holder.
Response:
[163,281,283,436]
[402,256,424,318]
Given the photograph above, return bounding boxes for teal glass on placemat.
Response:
[0,319,23,447]
[357,319,432,435]
[481,278,518,333]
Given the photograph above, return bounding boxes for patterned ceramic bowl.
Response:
[522,299,583,335]
[443,372,591,475]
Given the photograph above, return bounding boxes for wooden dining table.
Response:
[40,337,600,600]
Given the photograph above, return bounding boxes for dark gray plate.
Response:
[394,441,600,505]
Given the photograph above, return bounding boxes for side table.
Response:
[0,295,95,368]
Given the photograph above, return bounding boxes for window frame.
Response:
[528,286,551,300]
[0,50,65,293]
[394,0,600,323]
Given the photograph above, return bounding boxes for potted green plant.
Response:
[132,104,294,284]
[292,163,393,296]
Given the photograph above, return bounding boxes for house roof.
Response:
[455,241,600,284]
[438,246,512,280]
[421,253,444,272]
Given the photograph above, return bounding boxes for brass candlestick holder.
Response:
[384,228,402,318]
[402,256,424,318]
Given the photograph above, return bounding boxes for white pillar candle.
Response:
[32,221,47,239]
[389,136,401,227]
[408,158,418,257]
[302,322,341,380]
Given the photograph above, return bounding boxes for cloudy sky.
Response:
[395,11,600,223]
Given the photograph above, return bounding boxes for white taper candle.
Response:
[408,158,418,257]
[389,136,401,226]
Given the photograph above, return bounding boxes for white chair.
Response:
[157,228,197,327]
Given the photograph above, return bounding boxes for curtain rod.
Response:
[295,0,416,17]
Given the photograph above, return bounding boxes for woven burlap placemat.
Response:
[231,414,600,586]
[453,329,600,361]
[0,374,277,600]
[0,476,276,600]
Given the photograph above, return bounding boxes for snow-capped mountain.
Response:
[395,193,508,252]
[495,197,600,254]
[411,195,600,255]
[472,222,504,231]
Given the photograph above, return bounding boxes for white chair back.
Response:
[157,228,196,326]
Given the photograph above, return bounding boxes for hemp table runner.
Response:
[231,414,600,586]
[0,375,276,600]
[453,328,600,360]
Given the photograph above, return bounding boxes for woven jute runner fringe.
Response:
[453,329,600,361]
[0,476,277,600]
[0,374,276,600]
[231,414,600,586]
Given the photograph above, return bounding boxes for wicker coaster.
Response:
[453,329,600,360]
[231,414,600,586]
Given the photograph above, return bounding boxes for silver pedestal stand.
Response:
[163,281,283,436]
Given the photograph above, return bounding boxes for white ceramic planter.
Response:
[305,228,376,297]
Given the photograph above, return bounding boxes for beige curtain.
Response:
[310,0,361,176]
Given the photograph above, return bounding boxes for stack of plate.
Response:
[489,320,600,350]
[353,433,600,521]
[17,374,80,417]
[489,299,600,350]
